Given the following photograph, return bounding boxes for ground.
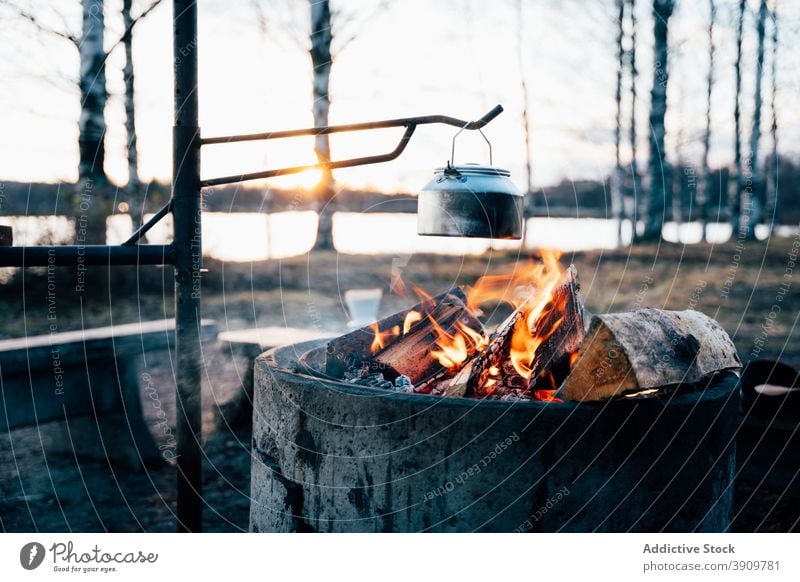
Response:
[1,239,798,531]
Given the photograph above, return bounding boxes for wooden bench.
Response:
[217,326,334,427]
[0,319,218,468]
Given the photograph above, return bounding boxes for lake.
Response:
[2,212,793,262]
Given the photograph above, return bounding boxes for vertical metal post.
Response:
[172,0,203,532]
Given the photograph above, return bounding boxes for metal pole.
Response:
[172,0,202,532]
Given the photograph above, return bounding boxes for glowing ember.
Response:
[533,390,563,402]
[623,388,660,399]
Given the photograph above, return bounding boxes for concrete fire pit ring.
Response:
[250,339,739,532]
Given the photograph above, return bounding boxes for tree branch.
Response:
[332,0,390,56]
[0,1,79,47]
[103,0,165,62]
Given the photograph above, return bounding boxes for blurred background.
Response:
[0,0,798,258]
[1,0,799,533]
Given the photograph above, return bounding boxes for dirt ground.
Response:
[1,239,798,531]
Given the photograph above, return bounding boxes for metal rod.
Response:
[0,245,172,267]
[199,104,503,145]
[201,125,416,187]
[172,0,203,533]
[123,199,173,245]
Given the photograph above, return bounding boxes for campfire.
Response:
[325,251,742,402]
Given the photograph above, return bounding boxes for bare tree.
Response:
[612,0,626,246]
[517,0,533,246]
[78,0,108,193]
[699,0,717,242]
[309,0,335,250]
[627,0,640,237]
[121,0,164,229]
[766,0,779,233]
[123,0,139,196]
[731,0,745,235]
[744,0,769,240]
[639,0,675,242]
[3,0,162,241]
[299,0,388,250]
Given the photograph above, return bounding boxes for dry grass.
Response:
[2,237,797,367]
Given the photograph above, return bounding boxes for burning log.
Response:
[465,303,526,396]
[527,265,585,389]
[371,295,483,385]
[325,287,481,382]
[466,264,585,397]
[557,308,742,402]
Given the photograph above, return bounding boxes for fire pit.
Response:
[250,340,738,532]
[250,255,741,532]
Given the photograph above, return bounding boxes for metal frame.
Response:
[0,0,504,532]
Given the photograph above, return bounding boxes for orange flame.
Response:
[429,320,488,370]
[403,310,422,334]
[468,250,566,381]
[370,323,401,354]
[370,249,568,398]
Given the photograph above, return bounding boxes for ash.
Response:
[344,365,414,392]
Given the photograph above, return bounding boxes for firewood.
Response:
[371,296,483,385]
[557,308,742,402]
[325,287,468,379]
[429,360,476,398]
[527,265,585,389]
[465,303,526,396]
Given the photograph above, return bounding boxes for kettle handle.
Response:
[450,123,493,166]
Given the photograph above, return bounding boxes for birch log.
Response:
[558,308,741,402]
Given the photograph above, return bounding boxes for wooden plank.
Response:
[558,308,742,401]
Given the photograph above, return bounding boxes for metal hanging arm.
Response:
[199,105,504,187]
[200,104,503,145]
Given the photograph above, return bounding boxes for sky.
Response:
[0,0,798,194]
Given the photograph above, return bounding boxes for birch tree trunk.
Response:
[731,0,745,235]
[78,0,108,186]
[517,0,533,246]
[628,0,640,237]
[700,0,716,243]
[767,3,779,234]
[310,0,335,251]
[744,0,769,240]
[640,0,674,242]
[612,0,626,247]
[122,0,143,230]
[77,0,109,244]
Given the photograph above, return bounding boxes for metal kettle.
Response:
[416,126,524,240]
